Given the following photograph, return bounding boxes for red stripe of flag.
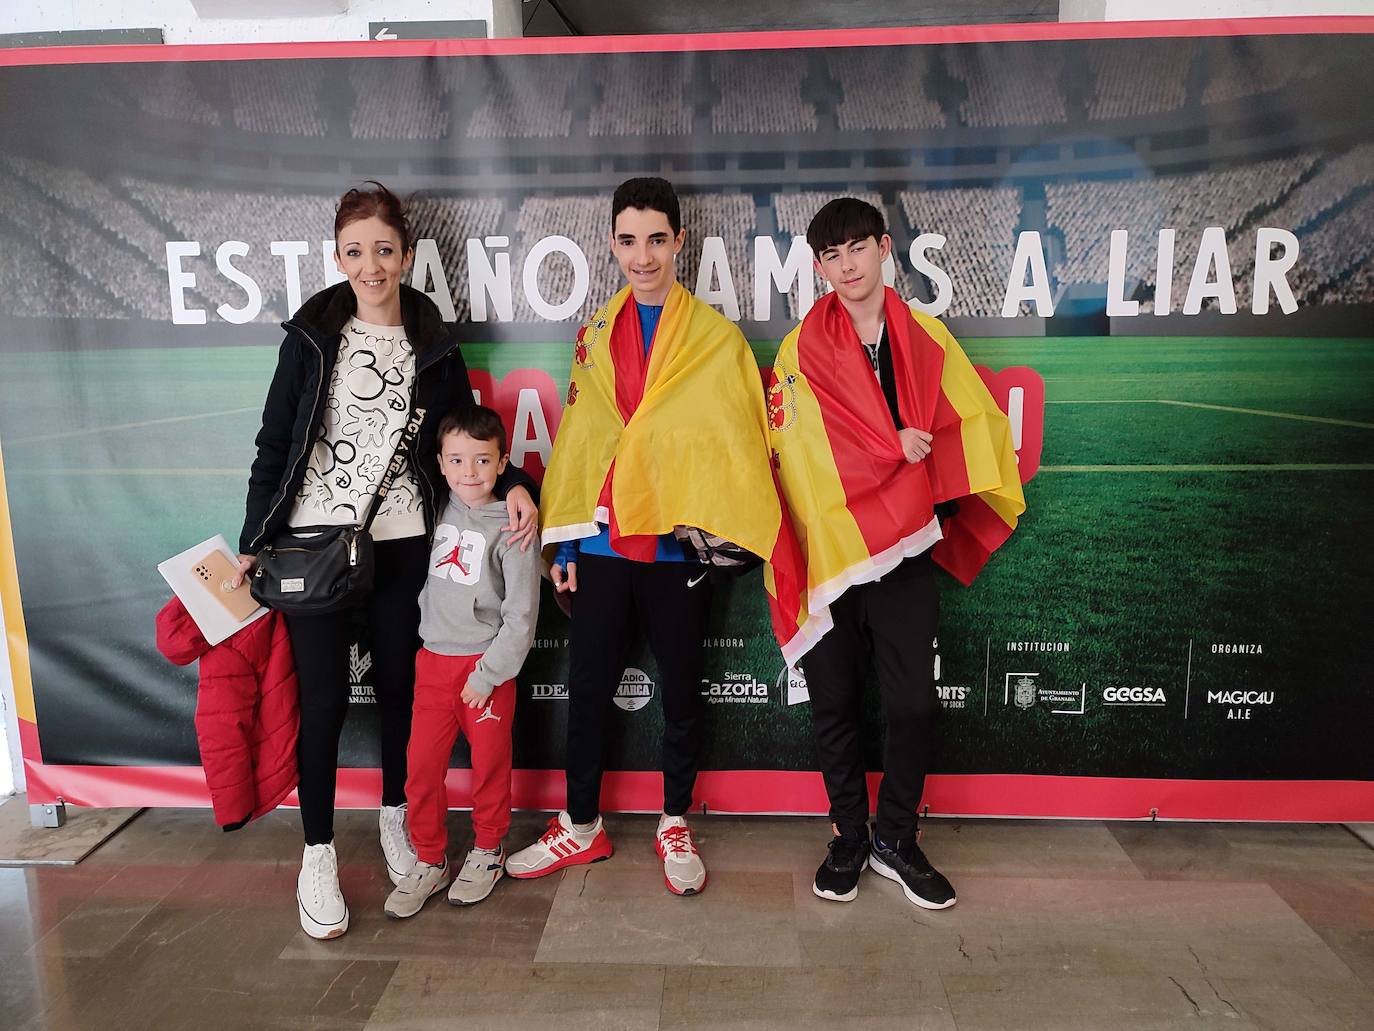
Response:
[796,295,932,557]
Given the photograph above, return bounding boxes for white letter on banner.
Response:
[1183,226,1236,315]
[1154,228,1176,315]
[411,239,457,321]
[754,236,815,321]
[322,240,346,287]
[1002,231,1054,317]
[166,241,206,325]
[523,235,589,322]
[467,237,513,323]
[1106,230,1139,317]
[511,387,553,467]
[1252,228,1299,315]
[271,241,309,315]
[908,233,952,317]
[214,241,262,324]
[694,236,741,320]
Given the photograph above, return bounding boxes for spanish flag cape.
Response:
[764,288,1025,664]
[540,281,783,562]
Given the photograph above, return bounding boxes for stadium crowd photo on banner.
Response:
[0,2,1372,1028]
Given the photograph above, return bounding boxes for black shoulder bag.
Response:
[251,407,425,616]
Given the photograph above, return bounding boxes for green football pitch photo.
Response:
[2,334,1371,780]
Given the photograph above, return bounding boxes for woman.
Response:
[232,182,538,939]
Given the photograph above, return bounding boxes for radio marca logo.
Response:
[614,668,655,711]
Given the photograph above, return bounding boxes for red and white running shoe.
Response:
[655,815,707,896]
[506,811,613,878]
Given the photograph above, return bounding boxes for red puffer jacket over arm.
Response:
[155,596,299,829]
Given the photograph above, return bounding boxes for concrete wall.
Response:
[0,0,510,44]
[1061,0,1374,20]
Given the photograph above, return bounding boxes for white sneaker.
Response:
[506,811,613,878]
[447,846,505,906]
[297,843,349,939]
[380,804,416,886]
[656,815,707,896]
[384,858,451,919]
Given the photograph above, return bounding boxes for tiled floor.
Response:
[1,803,1372,1030]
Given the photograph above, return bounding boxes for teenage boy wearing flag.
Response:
[764,198,1025,909]
[507,177,785,896]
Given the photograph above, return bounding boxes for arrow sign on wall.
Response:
[368,20,487,41]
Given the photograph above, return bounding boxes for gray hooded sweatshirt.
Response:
[418,495,541,697]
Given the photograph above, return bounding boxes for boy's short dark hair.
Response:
[612,177,682,236]
[806,197,887,255]
[437,405,507,456]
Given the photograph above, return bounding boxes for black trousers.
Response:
[565,554,713,824]
[799,556,939,846]
[285,535,428,846]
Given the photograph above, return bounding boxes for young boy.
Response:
[384,405,541,918]
[505,177,783,895]
[765,198,1024,909]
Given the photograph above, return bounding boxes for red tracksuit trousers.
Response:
[406,648,515,864]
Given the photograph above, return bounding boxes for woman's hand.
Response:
[504,485,539,551]
[230,554,257,590]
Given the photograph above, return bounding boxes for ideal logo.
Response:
[1103,686,1166,706]
[347,644,375,704]
[531,683,568,700]
[614,667,654,712]
[701,672,769,704]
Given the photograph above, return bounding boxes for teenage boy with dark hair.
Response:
[765,197,1024,908]
[507,176,784,896]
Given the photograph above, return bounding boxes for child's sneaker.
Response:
[384,858,451,919]
[447,846,505,905]
[506,811,613,878]
[380,803,416,886]
[655,814,707,896]
[298,843,349,939]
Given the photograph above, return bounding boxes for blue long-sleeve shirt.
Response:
[555,300,691,568]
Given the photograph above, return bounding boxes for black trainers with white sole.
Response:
[812,832,870,902]
[869,832,956,910]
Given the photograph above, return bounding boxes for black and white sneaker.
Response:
[813,831,870,902]
[869,832,957,910]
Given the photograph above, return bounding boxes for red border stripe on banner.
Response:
[22,762,1374,822]
[0,17,1372,68]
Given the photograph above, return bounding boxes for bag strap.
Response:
[359,405,426,534]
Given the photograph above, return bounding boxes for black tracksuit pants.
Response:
[565,553,713,824]
[285,535,428,846]
[799,555,939,846]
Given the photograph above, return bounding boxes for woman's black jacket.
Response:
[239,282,535,555]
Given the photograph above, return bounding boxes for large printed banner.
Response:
[2,18,1372,820]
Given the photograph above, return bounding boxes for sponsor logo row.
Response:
[531,668,771,711]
